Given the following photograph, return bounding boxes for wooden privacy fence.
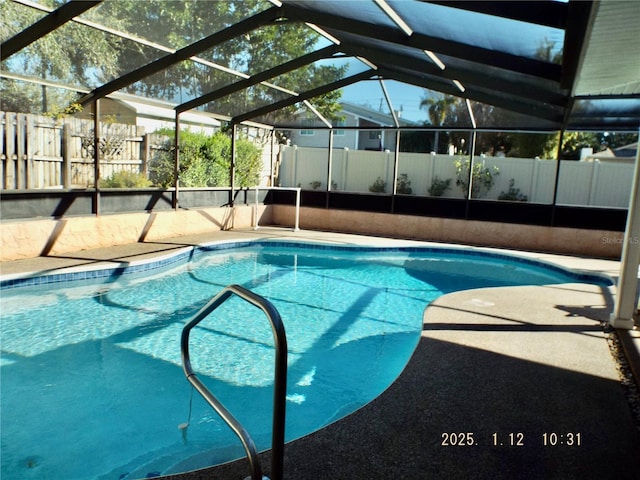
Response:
[278,145,634,208]
[1,111,171,190]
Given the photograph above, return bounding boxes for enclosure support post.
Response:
[391,129,400,213]
[230,123,237,208]
[469,130,477,160]
[174,112,181,210]
[93,98,101,216]
[611,131,640,329]
[270,130,275,187]
[464,130,477,219]
[462,131,475,220]
[550,129,565,226]
[62,120,72,189]
[142,130,150,180]
[326,130,334,208]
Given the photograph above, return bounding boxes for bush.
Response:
[369,177,387,193]
[396,173,412,194]
[100,170,152,188]
[498,179,528,202]
[149,130,262,188]
[428,176,451,197]
[455,158,499,198]
[234,138,263,187]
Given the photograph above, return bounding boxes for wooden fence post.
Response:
[5,112,16,189]
[0,112,5,189]
[26,113,42,188]
[16,113,26,189]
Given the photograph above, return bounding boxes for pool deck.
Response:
[2,228,639,479]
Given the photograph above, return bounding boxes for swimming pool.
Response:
[0,240,609,480]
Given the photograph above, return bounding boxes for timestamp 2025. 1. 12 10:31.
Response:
[441,432,582,447]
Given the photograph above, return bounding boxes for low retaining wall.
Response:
[272,205,624,259]
[1,204,624,261]
[0,205,271,261]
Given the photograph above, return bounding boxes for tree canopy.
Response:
[412,89,637,159]
[1,0,345,121]
[0,0,122,112]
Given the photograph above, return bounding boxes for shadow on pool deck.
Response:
[160,282,640,480]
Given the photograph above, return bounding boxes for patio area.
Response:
[2,228,639,479]
[2,1,640,478]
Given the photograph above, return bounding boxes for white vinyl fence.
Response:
[278,145,634,208]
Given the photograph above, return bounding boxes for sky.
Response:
[340,79,430,123]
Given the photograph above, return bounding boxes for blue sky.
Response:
[340,79,430,123]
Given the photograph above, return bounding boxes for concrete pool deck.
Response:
[2,228,639,479]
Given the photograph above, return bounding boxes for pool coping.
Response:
[0,236,614,290]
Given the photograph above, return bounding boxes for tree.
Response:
[408,37,566,158]
[419,93,467,153]
[542,131,599,160]
[535,38,563,65]
[420,93,460,127]
[81,0,346,122]
[399,130,436,153]
[0,0,122,113]
[1,0,346,121]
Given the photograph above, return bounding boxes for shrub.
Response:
[428,176,452,197]
[369,177,386,193]
[309,180,338,190]
[234,138,263,187]
[100,170,152,188]
[149,130,262,188]
[455,158,499,198]
[498,178,528,202]
[396,173,413,194]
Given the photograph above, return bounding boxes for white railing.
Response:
[253,186,301,231]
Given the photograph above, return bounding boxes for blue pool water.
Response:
[0,241,609,480]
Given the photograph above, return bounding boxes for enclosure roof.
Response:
[1,0,639,130]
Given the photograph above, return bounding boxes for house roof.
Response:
[1,0,639,131]
[115,98,221,129]
[614,142,638,157]
[339,101,416,128]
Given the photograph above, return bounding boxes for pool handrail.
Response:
[180,284,288,480]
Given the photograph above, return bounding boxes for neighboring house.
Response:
[73,97,221,135]
[582,142,638,163]
[614,142,638,159]
[286,101,415,150]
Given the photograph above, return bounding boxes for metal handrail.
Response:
[181,284,288,480]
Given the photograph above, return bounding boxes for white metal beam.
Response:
[611,128,640,329]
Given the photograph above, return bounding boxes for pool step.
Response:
[96,442,243,480]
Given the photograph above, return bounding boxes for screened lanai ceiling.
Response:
[1,0,639,131]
